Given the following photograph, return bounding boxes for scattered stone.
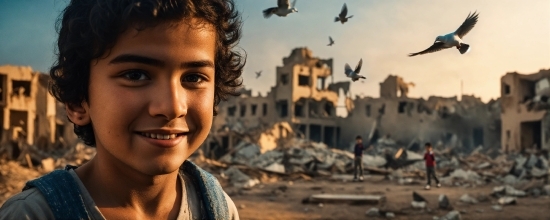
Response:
[544,185,550,195]
[531,188,541,197]
[502,175,518,185]
[385,212,395,218]
[411,201,427,209]
[439,194,451,210]
[441,210,461,220]
[504,185,526,197]
[413,191,427,202]
[492,205,502,211]
[459,194,478,204]
[498,197,517,205]
[530,167,547,178]
[476,162,491,169]
[365,207,380,217]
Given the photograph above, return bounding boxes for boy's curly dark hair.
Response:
[48,0,245,146]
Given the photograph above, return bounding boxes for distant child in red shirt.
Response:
[423,142,441,190]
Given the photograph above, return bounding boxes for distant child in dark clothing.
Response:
[353,136,365,181]
[423,142,441,190]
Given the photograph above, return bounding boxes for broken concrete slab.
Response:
[530,167,548,178]
[308,194,386,204]
[504,185,527,197]
[449,169,482,182]
[459,194,478,204]
[262,162,285,174]
[362,154,387,167]
[492,185,527,197]
[221,166,260,189]
[497,197,517,205]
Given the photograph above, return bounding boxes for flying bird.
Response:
[263,0,298,18]
[327,36,334,46]
[255,71,262,78]
[335,3,353,24]
[345,58,365,82]
[409,11,479,57]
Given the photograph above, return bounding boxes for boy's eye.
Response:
[122,70,150,81]
[182,74,204,83]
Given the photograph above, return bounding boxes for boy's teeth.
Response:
[141,132,179,140]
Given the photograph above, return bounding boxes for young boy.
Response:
[353,136,365,182]
[423,142,441,190]
[0,0,244,219]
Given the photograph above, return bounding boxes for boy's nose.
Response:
[149,82,187,120]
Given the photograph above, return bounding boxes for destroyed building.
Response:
[341,75,502,153]
[501,69,550,153]
[205,48,502,158]
[0,65,77,157]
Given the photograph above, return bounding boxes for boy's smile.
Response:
[80,18,216,175]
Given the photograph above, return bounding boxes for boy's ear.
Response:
[65,102,91,126]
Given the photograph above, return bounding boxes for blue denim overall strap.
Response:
[182,160,229,220]
[22,165,90,220]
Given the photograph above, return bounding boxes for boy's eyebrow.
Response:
[109,54,164,67]
[108,54,214,69]
[182,60,215,69]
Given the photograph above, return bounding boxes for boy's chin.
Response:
[137,159,186,176]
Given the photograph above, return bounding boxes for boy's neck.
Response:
[75,154,182,219]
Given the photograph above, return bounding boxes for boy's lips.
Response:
[135,129,189,148]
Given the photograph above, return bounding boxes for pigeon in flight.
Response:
[263,0,298,18]
[409,11,479,57]
[256,71,262,78]
[345,58,365,82]
[335,3,353,24]
[327,36,334,46]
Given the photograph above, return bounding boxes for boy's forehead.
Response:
[129,17,215,34]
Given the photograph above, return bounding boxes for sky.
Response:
[1,0,549,103]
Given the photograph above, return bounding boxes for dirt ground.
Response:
[1,160,549,220]
[227,175,550,220]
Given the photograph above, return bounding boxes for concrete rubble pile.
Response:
[0,141,96,173]
[419,146,550,190]
[201,136,550,192]
[219,140,349,173]
[212,139,396,185]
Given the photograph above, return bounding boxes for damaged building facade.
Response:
[206,48,346,157]
[341,75,501,152]
[206,48,502,157]
[501,69,550,153]
[0,65,77,158]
